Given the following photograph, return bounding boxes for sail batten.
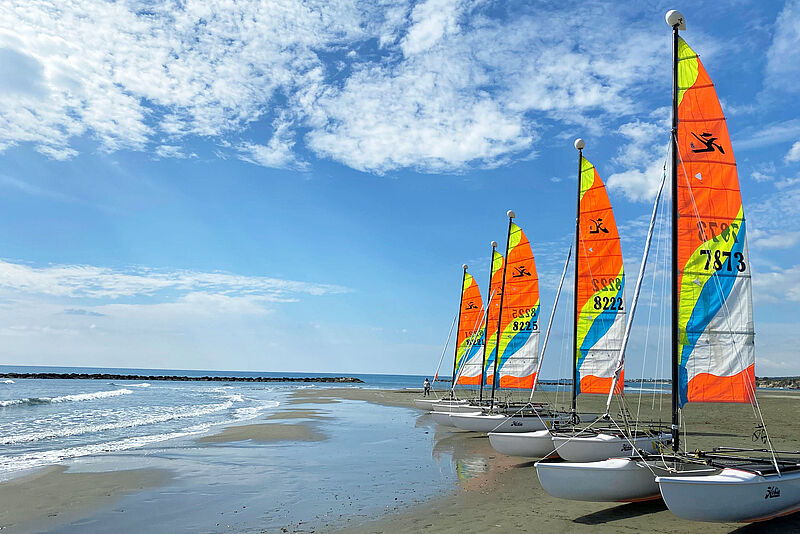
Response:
[575,157,626,395]
[675,37,755,406]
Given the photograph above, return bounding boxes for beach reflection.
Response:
[429,425,500,483]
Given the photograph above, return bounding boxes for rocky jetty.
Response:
[756,376,800,390]
[0,372,364,383]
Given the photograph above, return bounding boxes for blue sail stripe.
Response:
[678,222,746,406]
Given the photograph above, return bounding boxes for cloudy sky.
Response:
[0,1,799,377]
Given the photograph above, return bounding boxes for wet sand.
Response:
[3,387,799,533]
[300,387,800,534]
[0,465,169,533]
[265,408,328,420]
[197,421,326,443]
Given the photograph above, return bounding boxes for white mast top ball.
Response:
[507,210,516,219]
[462,264,468,270]
[666,10,686,30]
[574,138,585,150]
[491,240,498,248]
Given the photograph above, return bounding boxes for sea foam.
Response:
[0,388,133,408]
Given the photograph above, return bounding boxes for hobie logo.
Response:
[588,218,609,234]
[765,486,781,499]
[511,421,523,427]
[690,132,725,154]
[465,301,478,310]
[512,266,532,278]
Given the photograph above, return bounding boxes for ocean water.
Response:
[0,365,427,478]
[0,365,679,532]
[0,366,474,532]
[0,365,669,479]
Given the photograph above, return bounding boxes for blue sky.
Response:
[0,1,799,377]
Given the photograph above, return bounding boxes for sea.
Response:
[0,365,673,477]
[0,365,425,477]
[0,365,674,532]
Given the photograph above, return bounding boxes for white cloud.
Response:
[155,145,195,159]
[0,259,348,301]
[736,119,800,150]
[748,178,800,250]
[754,265,800,302]
[400,0,460,56]
[606,116,669,203]
[237,117,306,170]
[749,229,800,250]
[765,0,800,94]
[0,0,372,158]
[786,141,800,163]
[0,2,677,174]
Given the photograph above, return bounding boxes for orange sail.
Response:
[482,250,506,386]
[575,157,626,395]
[493,223,540,389]
[675,38,754,405]
[453,270,484,384]
[457,251,504,386]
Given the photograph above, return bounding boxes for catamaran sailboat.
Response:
[536,11,800,521]
[491,146,668,458]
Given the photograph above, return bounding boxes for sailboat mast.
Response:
[479,241,498,403]
[450,265,469,395]
[490,212,514,410]
[669,12,684,453]
[571,139,584,423]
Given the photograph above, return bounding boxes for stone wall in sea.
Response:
[0,372,364,383]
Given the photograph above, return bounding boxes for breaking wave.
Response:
[0,388,133,408]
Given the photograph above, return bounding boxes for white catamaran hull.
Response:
[430,402,485,414]
[551,432,671,463]
[429,410,482,427]
[657,468,800,523]
[536,458,661,502]
[488,429,557,458]
[413,398,469,411]
[449,412,556,433]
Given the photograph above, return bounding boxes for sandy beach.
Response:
[197,421,326,443]
[0,465,169,533]
[302,387,800,534]
[2,385,799,533]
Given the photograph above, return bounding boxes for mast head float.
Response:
[574,138,585,150]
[491,240,498,248]
[665,10,686,30]
[507,210,516,219]
[462,263,468,270]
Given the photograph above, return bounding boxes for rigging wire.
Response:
[676,138,779,473]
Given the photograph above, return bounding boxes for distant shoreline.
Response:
[0,372,364,383]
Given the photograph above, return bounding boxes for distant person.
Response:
[423,378,431,397]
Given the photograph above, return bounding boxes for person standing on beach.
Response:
[423,378,431,396]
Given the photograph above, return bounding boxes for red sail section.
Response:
[483,250,506,386]
[458,251,504,386]
[454,271,484,375]
[575,157,626,395]
[495,223,540,389]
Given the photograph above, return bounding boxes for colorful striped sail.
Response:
[575,157,626,395]
[493,223,540,389]
[481,250,506,386]
[454,271,485,385]
[675,38,754,406]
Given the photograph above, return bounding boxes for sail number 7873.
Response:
[699,250,746,272]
